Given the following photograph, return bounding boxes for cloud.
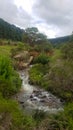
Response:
[0,0,17,23]
[0,0,33,28]
[33,0,73,36]
[0,0,73,37]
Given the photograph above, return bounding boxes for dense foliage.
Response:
[29,64,49,85]
[29,42,73,102]
[35,103,73,130]
[61,42,73,59]
[23,27,48,45]
[0,95,35,130]
[43,62,73,101]
[0,18,24,41]
[0,56,21,97]
[32,43,53,53]
[28,41,73,129]
[33,53,50,64]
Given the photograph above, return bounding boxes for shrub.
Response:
[0,56,21,97]
[0,97,35,130]
[29,64,49,86]
[33,53,50,65]
[61,42,73,60]
[45,62,73,101]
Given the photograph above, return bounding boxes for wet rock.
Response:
[17,96,25,104]
[19,101,24,104]
[32,97,40,101]
[22,104,26,108]
[40,95,47,98]
[40,99,46,103]
[33,90,37,93]
[30,96,41,102]
[30,94,33,98]
[60,99,65,103]
[33,90,41,94]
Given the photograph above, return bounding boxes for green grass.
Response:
[50,49,62,65]
[0,45,16,57]
[0,95,35,130]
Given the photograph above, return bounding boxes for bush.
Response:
[33,53,50,65]
[29,64,49,86]
[36,103,73,130]
[33,43,53,53]
[44,62,73,102]
[0,97,35,130]
[61,42,73,60]
[33,109,46,124]
[0,56,21,97]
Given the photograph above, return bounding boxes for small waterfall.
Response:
[19,70,34,93]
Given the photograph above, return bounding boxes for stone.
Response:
[30,95,33,98]
[40,99,45,103]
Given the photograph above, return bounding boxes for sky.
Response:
[0,0,73,38]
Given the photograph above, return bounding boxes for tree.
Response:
[23,27,48,45]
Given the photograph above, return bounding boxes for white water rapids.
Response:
[17,69,63,113]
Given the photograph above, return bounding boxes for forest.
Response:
[0,18,73,130]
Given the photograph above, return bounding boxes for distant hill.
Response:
[0,18,24,41]
[0,18,71,44]
[49,35,70,46]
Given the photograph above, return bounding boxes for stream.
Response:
[17,69,63,114]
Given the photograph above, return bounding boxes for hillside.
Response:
[49,35,70,45]
[0,18,24,41]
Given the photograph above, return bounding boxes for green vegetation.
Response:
[0,95,35,130]
[44,62,73,101]
[0,45,13,56]
[28,41,73,129]
[0,21,73,129]
[49,35,70,46]
[33,53,50,64]
[23,27,49,45]
[0,18,51,46]
[30,42,53,53]
[0,56,21,98]
[11,42,30,57]
[50,49,61,64]
[61,42,73,59]
[29,42,73,102]
[0,18,24,41]
[36,103,73,130]
[0,44,35,130]
[29,64,49,85]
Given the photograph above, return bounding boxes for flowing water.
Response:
[17,69,63,114]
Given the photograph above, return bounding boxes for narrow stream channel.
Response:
[17,69,63,114]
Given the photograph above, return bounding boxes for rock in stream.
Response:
[16,70,63,114]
